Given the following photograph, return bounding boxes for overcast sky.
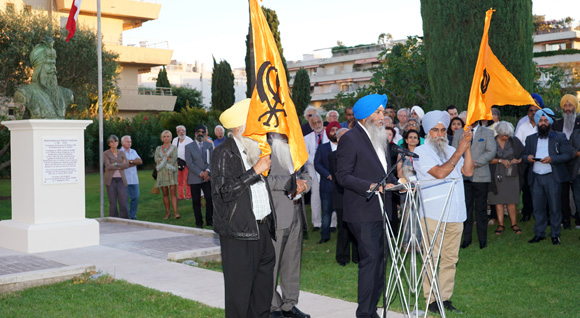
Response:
[124,0,580,69]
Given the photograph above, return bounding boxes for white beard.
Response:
[364,119,387,154]
[270,136,294,173]
[426,134,449,158]
[238,136,261,166]
[563,112,576,136]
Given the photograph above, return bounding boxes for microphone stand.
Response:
[367,152,407,317]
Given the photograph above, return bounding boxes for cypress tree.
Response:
[211,57,235,112]
[156,66,170,88]
[420,0,534,117]
[245,6,288,98]
[291,68,311,117]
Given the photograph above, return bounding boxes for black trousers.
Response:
[190,182,213,227]
[463,181,489,244]
[335,209,359,264]
[220,222,275,318]
[348,221,385,318]
[521,165,533,217]
[561,182,571,225]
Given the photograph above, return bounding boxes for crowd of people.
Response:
[103,91,580,318]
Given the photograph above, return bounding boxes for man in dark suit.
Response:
[337,94,396,318]
[329,128,359,266]
[314,121,341,244]
[185,124,214,228]
[550,96,580,229]
[523,108,570,245]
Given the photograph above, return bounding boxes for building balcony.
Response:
[55,0,161,30]
[117,86,176,117]
[107,44,173,67]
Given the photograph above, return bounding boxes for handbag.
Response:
[152,168,158,180]
[177,158,186,171]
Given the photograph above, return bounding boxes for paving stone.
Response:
[102,235,220,259]
[0,255,65,275]
[99,222,149,235]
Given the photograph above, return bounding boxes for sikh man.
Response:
[267,133,312,318]
[336,94,396,318]
[413,110,473,315]
[564,95,580,230]
[210,99,276,318]
[551,94,580,229]
[523,108,570,245]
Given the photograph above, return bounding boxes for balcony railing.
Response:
[120,86,172,96]
[103,36,169,49]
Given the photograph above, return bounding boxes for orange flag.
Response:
[243,0,308,173]
[465,9,538,129]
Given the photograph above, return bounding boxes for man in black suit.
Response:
[337,94,396,318]
[550,96,580,229]
[523,108,570,245]
[185,124,214,228]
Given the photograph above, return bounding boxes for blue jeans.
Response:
[127,184,140,219]
[320,192,333,241]
[531,174,561,238]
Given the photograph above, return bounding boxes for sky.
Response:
[125,0,580,70]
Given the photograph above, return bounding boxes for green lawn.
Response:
[1,171,580,317]
[0,273,224,318]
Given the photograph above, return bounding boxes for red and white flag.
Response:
[65,0,82,42]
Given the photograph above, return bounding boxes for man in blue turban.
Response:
[336,94,396,318]
[523,108,570,245]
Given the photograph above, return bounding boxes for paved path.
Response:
[0,218,405,318]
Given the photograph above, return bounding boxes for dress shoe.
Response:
[282,306,311,318]
[270,311,284,318]
[443,300,462,314]
[479,241,487,249]
[528,236,545,243]
[460,240,471,249]
[338,261,346,266]
[551,237,561,245]
[520,215,531,222]
[427,302,440,314]
[317,238,330,244]
[312,227,320,232]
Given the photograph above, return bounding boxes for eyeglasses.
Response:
[407,123,417,127]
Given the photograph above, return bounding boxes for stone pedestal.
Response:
[0,120,99,253]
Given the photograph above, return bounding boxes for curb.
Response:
[0,264,95,293]
[96,217,219,239]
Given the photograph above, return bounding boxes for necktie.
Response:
[199,142,203,152]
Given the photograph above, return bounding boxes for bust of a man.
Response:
[14,38,73,119]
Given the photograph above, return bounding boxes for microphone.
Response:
[391,144,419,158]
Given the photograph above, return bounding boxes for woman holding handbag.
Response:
[154,130,180,219]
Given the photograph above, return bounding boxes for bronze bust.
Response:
[14,38,73,119]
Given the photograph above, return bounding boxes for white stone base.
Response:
[0,219,99,253]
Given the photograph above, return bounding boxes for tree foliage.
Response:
[420,1,534,117]
[0,9,120,117]
[534,63,580,112]
[172,86,203,112]
[291,68,311,117]
[211,57,235,112]
[155,66,170,88]
[533,15,575,32]
[245,6,288,98]
[371,36,431,110]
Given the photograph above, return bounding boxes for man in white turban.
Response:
[211,99,276,318]
[413,110,473,315]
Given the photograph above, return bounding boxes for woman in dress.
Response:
[103,135,129,218]
[154,130,181,219]
[488,121,523,235]
[447,117,465,145]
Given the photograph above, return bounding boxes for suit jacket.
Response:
[267,153,312,230]
[185,140,213,185]
[452,125,496,182]
[328,150,344,210]
[568,129,580,179]
[551,117,580,133]
[314,142,334,193]
[304,130,329,183]
[103,149,129,186]
[522,131,571,184]
[336,123,396,223]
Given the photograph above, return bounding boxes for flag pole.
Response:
[97,0,104,218]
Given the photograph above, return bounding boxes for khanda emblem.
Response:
[256,61,287,127]
[480,68,490,94]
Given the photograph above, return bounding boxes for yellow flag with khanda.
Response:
[243,0,308,173]
[465,9,538,129]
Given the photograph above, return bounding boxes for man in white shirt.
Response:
[304,114,328,231]
[172,125,193,200]
[121,135,143,219]
[413,110,473,315]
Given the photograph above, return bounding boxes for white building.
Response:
[139,61,247,109]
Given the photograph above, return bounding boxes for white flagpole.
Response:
[97,0,104,218]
